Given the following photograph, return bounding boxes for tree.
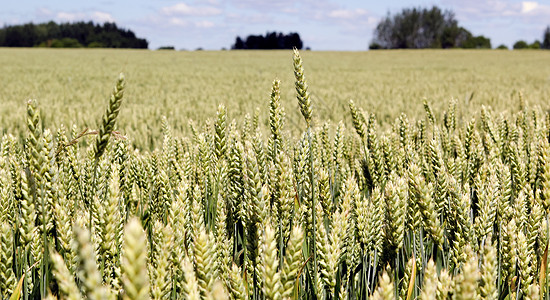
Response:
[231,32,303,49]
[370,6,490,49]
[529,40,541,49]
[496,44,508,50]
[233,37,244,49]
[371,7,456,49]
[513,40,529,49]
[440,26,470,48]
[0,21,148,48]
[543,26,550,49]
[461,35,491,49]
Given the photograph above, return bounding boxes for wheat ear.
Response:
[293,48,312,127]
[122,217,150,300]
[93,73,125,160]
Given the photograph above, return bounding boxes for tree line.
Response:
[1,9,549,51]
[510,26,550,49]
[231,32,303,50]
[0,21,148,48]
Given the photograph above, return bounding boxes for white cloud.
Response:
[319,7,377,36]
[161,3,221,16]
[203,0,220,5]
[366,16,378,25]
[37,9,115,23]
[224,12,275,25]
[36,8,52,18]
[522,1,538,13]
[56,12,86,22]
[444,0,550,18]
[327,8,369,19]
[194,20,215,28]
[226,0,299,12]
[91,11,115,23]
[168,17,188,26]
[150,16,216,29]
[521,1,550,15]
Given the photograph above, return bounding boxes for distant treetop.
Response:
[0,21,148,48]
[232,32,303,50]
[370,6,490,49]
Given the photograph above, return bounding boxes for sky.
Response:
[1,0,550,50]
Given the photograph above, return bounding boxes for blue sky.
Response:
[1,0,550,50]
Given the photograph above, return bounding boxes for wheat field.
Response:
[1,48,549,148]
[0,48,550,299]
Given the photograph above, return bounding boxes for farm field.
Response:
[1,48,550,299]
[0,48,549,149]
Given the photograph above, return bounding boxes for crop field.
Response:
[1,49,549,149]
[1,48,550,300]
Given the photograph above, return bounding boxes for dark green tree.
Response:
[542,26,550,49]
[529,40,541,49]
[231,32,303,49]
[370,6,490,49]
[440,26,470,48]
[461,35,491,49]
[0,21,148,48]
[513,40,529,49]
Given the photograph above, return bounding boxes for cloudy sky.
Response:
[1,0,549,50]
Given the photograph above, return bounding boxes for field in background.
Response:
[1,48,549,149]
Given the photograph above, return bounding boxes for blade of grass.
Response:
[540,242,548,297]
[406,254,416,300]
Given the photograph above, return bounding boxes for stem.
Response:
[308,128,318,290]
[90,158,99,232]
[371,249,378,294]
[40,181,47,299]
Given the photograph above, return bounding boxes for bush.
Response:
[513,40,529,49]
[87,41,104,48]
[50,38,83,48]
[461,35,491,49]
[529,40,541,49]
[369,43,383,50]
